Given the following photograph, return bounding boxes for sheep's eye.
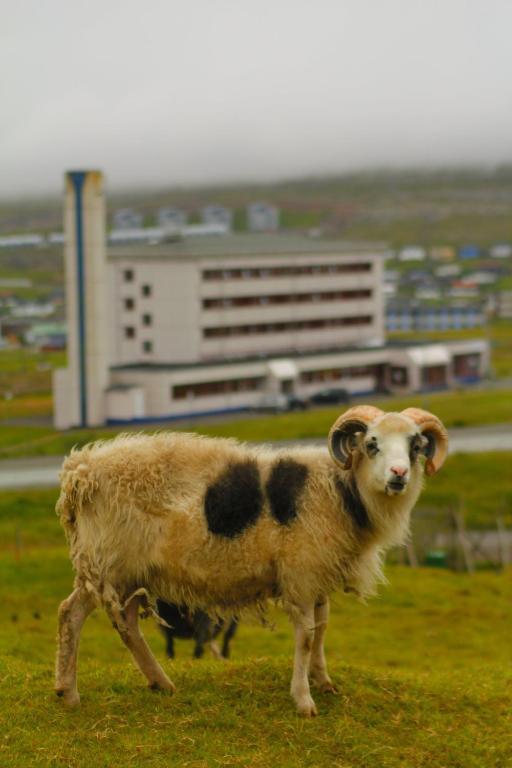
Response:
[409,436,423,459]
[366,439,379,457]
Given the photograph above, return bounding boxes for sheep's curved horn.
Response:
[328,405,384,470]
[401,408,449,475]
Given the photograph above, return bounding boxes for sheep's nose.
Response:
[390,466,408,478]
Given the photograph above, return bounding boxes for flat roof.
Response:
[107,233,389,262]
[111,343,389,373]
[110,338,488,374]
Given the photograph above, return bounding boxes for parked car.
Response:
[309,387,350,406]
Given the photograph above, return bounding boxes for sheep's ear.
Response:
[328,406,384,470]
[401,408,449,475]
[328,421,367,469]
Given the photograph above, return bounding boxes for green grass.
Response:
[0,349,66,398]
[342,212,512,247]
[0,486,511,767]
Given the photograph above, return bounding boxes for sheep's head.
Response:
[328,405,448,496]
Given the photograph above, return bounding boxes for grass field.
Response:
[0,349,65,399]
[0,485,511,767]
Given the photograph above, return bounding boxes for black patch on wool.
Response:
[336,477,371,530]
[266,459,309,525]
[204,461,263,538]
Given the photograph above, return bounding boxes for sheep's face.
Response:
[355,415,427,496]
[328,406,448,496]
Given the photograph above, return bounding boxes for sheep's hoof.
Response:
[296,696,318,718]
[55,688,80,707]
[318,680,339,695]
[148,680,176,695]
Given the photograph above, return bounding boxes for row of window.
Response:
[124,322,153,339]
[203,315,373,338]
[171,366,376,400]
[202,289,372,309]
[202,263,372,281]
[123,307,153,324]
[300,366,374,384]
[173,377,264,400]
[122,270,153,296]
[123,327,153,352]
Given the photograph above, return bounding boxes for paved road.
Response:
[0,423,510,490]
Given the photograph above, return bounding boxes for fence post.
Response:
[406,540,419,567]
[496,515,510,570]
[452,506,475,573]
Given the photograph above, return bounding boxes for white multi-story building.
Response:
[156,207,187,229]
[54,171,490,428]
[201,204,233,231]
[113,208,143,229]
[247,202,280,232]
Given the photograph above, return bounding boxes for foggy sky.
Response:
[1,0,511,198]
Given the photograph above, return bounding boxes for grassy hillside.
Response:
[0,485,510,767]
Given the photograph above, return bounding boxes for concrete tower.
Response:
[53,171,109,428]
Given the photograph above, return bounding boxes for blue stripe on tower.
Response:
[70,172,87,427]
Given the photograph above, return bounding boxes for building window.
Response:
[201,262,372,281]
[123,269,134,282]
[201,289,372,310]
[124,298,135,310]
[142,340,153,353]
[141,284,152,297]
[142,313,152,326]
[203,315,373,338]
[124,327,135,339]
[172,377,264,400]
[300,365,373,384]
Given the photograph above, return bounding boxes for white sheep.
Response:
[55,405,448,716]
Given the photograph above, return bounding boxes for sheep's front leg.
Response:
[290,604,317,717]
[55,587,95,706]
[309,597,337,694]
[106,597,176,695]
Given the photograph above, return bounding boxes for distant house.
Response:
[25,322,67,350]
[489,243,512,259]
[48,232,65,245]
[113,209,143,230]
[465,271,497,286]
[458,245,480,260]
[415,287,441,301]
[435,264,461,278]
[157,207,187,229]
[449,280,479,299]
[397,246,425,262]
[430,246,455,262]
[11,301,55,319]
[201,204,233,231]
[386,301,485,332]
[247,202,280,232]
[0,234,45,249]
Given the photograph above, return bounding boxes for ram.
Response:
[55,405,447,716]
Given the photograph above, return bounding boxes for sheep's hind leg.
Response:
[290,604,318,717]
[309,597,338,694]
[55,587,95,706]
[106,596,176,695]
